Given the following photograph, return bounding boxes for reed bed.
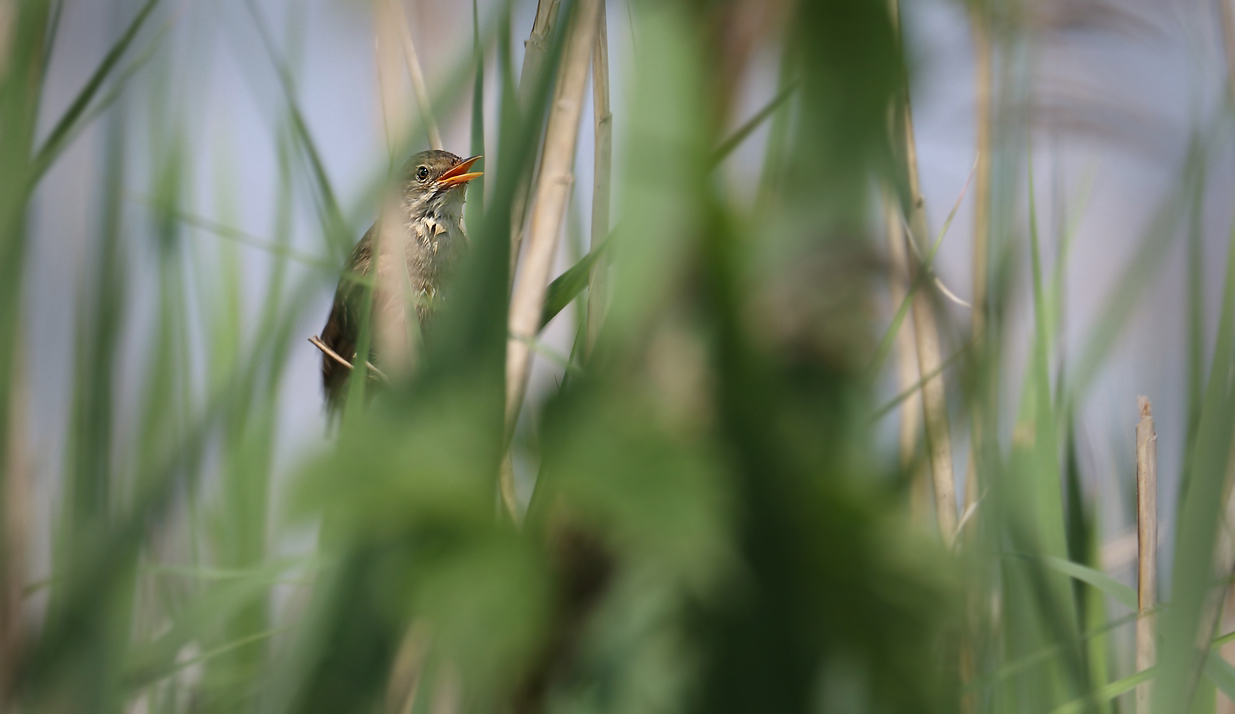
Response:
[1,0,1233,713]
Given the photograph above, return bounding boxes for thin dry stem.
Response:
[389,0,442,151]
[902,104,958,546]
[887,0,956,548]
[1135,396,1157,714]
[510,0,565,269]
[964,1,993,540]
[585,3,611,357]
[518,0,564,109]
[504,0,601,431]
[309,336,390,383]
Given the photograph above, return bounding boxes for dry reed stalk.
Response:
[510,0,564,268]
[309,336,390,382]
[504,0,601,431]
[884,194,928,523]
[886,0,956,547]
[964,1,992,529]
[518,0,564,108]
[388,0,443,151]
[1135,396,1157,714]
[584,3,611,357]
[902,107,958,545]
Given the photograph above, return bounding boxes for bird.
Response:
[317,150,482,413]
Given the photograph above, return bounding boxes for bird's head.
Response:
[400,150,483,219]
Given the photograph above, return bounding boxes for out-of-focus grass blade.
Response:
[1066,130,1207,408]
[601,5,709,341]
[468,0,485,227]
[976,610,1141,692]
[1049,668,1154,714]
[870,342,966,420]
[709,79,799,168]
[1025,155,1070,561]
[243,0,350,258]
[36,20,171,186]
[1179,150,1210,514]
[124,569,292,688]
[1205,653,1235,702]
[41,0,66,74]
[151,200,334,269]
[1153,207,1235,714]
[1039,556,1137,610]
[539,238,609,330]
[867,156,977,379]
[29,0,159,186]
[756,35,797,208]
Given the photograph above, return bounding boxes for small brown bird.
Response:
[318,150,482,412]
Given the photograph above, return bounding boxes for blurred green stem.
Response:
[884,193,928,523]
[585,1,611,357]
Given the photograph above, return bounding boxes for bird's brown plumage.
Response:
[319,150,479,413]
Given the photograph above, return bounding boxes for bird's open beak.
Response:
[437,155,483,188]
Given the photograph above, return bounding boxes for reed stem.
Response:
[584,2,611,357]
[1135,396,1157,714]
[503,0,601,496]
[510,0,564,268]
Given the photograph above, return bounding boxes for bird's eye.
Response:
[416,166,429,181]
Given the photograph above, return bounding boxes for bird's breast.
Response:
[404,216,468,294]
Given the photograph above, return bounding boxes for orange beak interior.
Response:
[437,155,483,188]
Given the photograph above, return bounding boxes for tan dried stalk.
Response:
[504,0,602,431]
[902,108,958,545]
[518,0,564,108]
[1135,396,1157,714]
[585,3,611,357]
[888,0,956,548]
[964,1,992,527]
[510,0,564,268]
[388,0,443,151]
[884,194,928,523]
